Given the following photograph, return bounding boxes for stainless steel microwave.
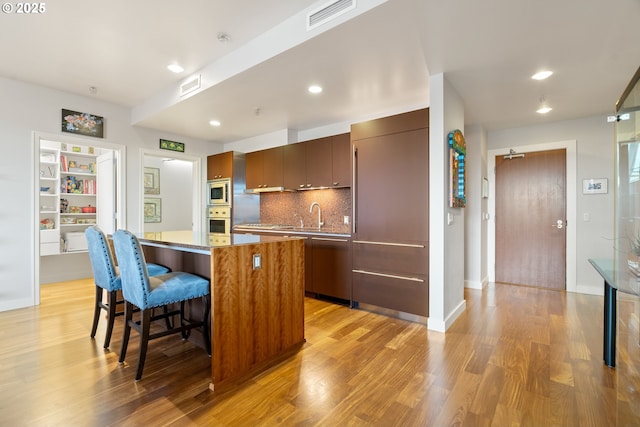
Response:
[207,179,230,206]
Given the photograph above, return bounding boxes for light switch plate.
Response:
[253,254,261,270]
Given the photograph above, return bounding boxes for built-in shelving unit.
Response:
[39,144,60,256]
[38,142,99,255]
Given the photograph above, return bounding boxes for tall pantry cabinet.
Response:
[351,109,429,317]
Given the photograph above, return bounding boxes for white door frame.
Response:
[139,149,203,233]
[487,140,577,293]
[33,131,126,305]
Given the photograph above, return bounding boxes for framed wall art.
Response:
[144,167,160,195]
[583,178,608,194]
[159,139,185,152]
[61,109,104,138]
[144,198,161,223]
[448,129,467,208]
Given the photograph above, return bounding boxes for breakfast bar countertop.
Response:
[138,230,303,254]
[233,224,351,238]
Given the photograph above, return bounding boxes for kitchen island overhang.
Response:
[137,231,306,391]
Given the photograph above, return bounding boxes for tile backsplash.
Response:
[260,188,351,232]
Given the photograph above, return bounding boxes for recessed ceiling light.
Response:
[531,70,553,80]
[209,120,221,126]
[167,64,184,73]
[308,85,323,94]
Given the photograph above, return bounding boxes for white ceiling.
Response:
[1,0,639,144]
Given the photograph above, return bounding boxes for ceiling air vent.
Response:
[307,0,356,31]
[180,74,201,97]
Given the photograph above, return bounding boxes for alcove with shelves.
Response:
[39,144,60,255]
[38,141,103,255]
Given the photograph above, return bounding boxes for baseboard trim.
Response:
[427,299,467,332]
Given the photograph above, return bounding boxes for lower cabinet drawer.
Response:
[40,242,60,256]
[352,241,428,277]
[40,229,59,243]
[353,269,428,316]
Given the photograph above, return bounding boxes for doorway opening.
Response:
[140,150,202,233]
[33,132,125,303]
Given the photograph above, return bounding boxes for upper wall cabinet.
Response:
[331,133,351,188]
[246,146,284,190]
[207,151,233,180]
[284,137,333,189]
[283,133,351,190]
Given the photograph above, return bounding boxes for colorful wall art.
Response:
[448,129,467,208]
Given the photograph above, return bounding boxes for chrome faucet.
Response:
[309,202,324,229]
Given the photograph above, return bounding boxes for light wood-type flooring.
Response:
[1,278,639,426]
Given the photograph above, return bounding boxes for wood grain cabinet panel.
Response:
[308,237,352,301]
[331,133,351,187]
[262,146,284,188]
[207,151,233,180]
[211,239,305,389]
[305,137,332,188]
[351,108,429,317]
[352,269,428,316]
[246,147,284,189]
[283,143,306,190]
[245,150,263,190]
[283,133,351,190]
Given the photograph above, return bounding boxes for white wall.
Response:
[464,125,489,289]
[428,73,467,332]
[143,157,193,232]
[487,115,615,295]
[0,76,219,311]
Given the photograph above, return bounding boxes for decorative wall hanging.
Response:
[61,109,104,138]
[582,178,608,194]
[448,129,467,208]
[159,138,185,152]
[144,198,162,223]
[144,167,160,195]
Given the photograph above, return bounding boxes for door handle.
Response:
[553,220,564,229]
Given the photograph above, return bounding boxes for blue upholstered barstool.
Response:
[112,229,211,381]
[85,226,170,349]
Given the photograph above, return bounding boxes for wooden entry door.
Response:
[495,149,566,289]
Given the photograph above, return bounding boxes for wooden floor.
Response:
[1,279,638,426]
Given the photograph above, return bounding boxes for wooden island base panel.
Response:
[138,231,305,392]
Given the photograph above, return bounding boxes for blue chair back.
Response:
[85,226,121,291]
[112,229,152,309]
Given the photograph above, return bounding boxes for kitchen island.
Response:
[137,231,305,391]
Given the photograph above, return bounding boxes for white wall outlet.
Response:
[253,254,261,270]
[344,216,350,225]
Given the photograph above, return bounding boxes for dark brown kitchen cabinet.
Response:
[306,237,352,303]
[305,137,332,188]
[351,108,429,317]
[284,133,351,189]
[284,137,333,189]
[246,146,284,189]
[331,133,351,187]
[283,143,306,190]
[207,151,233,180]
